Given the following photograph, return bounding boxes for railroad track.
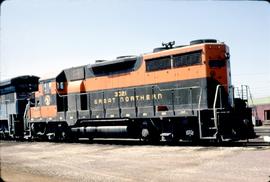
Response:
[254,126,270,136]
[1,138,269,147]
[241,126,270,146]
[243,141,270,147]
[1,126,270,147]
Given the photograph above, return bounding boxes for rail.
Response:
[233,85,250,103]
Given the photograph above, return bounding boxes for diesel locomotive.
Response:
[0,75,39,138]
[0,39,256,142]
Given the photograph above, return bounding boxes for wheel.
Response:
[47,132,56,141]
[141,127,160,143]
[141,128,149,138]
[58,130,67,141]
[242,118,256,139]
[57,125,71,142]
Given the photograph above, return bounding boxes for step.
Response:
[200,136,217,140]
[160,133,173,141]
[254,126,270,136]
[263,120,270,126]
[216,110,230,114]
[160,133,172,137]
[208,127,217,130]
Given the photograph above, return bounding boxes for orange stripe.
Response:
[30,105,57,119]
[67,80,85,93]
[83,65,207,92]
[29,107,41,118]
[83,45,210,92]
[40,105,57,118]
[204,44,229,90]
[68,43,227,93]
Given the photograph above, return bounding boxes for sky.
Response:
[0,0,269,98]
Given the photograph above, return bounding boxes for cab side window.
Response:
[43,82,51,94]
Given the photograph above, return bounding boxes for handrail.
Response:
[198,87,203,139]
[213,85,222,132]
[154,85,201,92]
[230,85,235,108]
[23,100,30,129]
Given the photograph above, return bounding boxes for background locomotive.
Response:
[0,75,39,139]
[1,39,256,142]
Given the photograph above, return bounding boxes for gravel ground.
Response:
[0,140,270,182]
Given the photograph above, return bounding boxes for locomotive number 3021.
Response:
[114,91,127,97]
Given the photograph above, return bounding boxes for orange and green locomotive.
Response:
[1,39,256,142]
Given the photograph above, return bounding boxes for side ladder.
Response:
[198,85,223,140]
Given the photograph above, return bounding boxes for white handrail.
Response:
[23,99,31,131]
[213,85,223,132]
[198,88,203,139]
